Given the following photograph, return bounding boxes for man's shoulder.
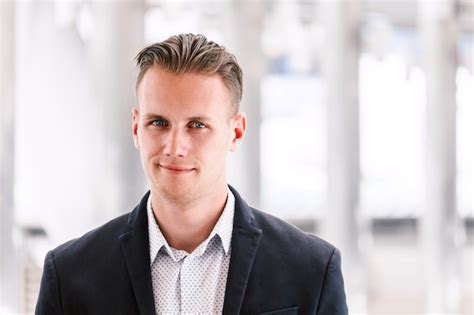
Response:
[250,207,336,260]
[50,211,132,264]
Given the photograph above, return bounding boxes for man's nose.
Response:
[163,128,188,157]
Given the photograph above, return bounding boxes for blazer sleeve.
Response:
[317,248,348,315]
[35,251,63,315]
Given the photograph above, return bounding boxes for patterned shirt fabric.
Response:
[147,189,235,315]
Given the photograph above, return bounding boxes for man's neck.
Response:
[150,185,229,253]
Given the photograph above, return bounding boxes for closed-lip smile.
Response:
[159,164,195,173]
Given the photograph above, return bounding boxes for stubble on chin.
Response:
[151,177,199,205]
[162,186,197,204]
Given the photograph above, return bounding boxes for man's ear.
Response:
[132,107,140,149]
[229,112,246,152]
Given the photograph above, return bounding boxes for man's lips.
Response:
[159,164,195,173]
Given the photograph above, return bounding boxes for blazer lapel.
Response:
[223,186,263,315]
[120,191,156,315]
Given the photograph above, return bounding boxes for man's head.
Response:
[132,34,246,203]
[135,33,243,115]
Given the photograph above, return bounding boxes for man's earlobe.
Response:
[132,107,140,149]
[229,113,246,152]
[133,138,140,149]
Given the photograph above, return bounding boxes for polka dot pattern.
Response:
[147,189,235,314]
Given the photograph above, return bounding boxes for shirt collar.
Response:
[147,195,168,264]
[147,188,235,265]
[197,190,234,256]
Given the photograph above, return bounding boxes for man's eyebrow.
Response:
[141,113,215,122]
[187,115,214,122]
[141,113,166,120]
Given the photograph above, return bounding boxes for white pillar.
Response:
[0,2,20,313]
[418,1,463,312]
[87,1,146,218]
[321,1,366,312]
[225,0,265,208]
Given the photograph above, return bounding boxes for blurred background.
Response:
[0,0,473,314]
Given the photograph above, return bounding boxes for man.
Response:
[36,34,348,314]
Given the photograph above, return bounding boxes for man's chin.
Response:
[154,183,197,203]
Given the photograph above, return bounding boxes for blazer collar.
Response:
[119,191,156,315]
[222,185,263,314]
[119,186,262,315]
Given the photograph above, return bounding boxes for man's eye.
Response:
[191,121,206,129]
[152,119,168,127]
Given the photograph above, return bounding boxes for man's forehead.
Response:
[138,70,230,99]
[136,66,235,118]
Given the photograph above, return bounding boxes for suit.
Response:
[36,186,348,314]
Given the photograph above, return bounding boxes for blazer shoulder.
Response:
[250,208,337,262]
[50,211,131,264]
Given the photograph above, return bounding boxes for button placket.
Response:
[180,253,197,314]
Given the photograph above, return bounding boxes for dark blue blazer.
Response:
[36,186,348,314]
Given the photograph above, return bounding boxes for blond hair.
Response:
[135,34,243,114]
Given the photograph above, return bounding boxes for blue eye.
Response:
[192,121,206,129]
[152,119,168,127]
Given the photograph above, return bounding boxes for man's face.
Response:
[133,66,245,202]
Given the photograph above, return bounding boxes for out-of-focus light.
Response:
[145,6,199,44]
[76,4,93,42]
[54,0,79,29]
[362,13,393,60]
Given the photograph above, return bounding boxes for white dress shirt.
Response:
[147,189,235,314]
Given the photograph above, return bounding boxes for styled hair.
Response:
[135,34,243,114]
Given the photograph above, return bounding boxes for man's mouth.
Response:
[159,164,195,174]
